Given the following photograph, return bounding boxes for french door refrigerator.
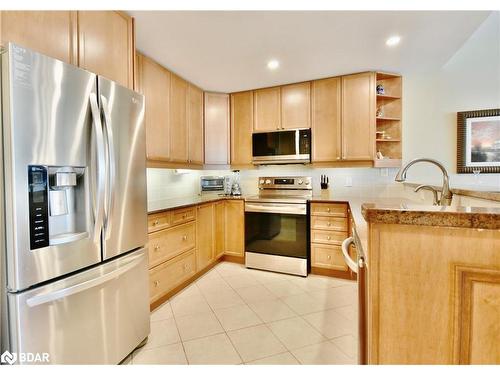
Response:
[0,43,150,364]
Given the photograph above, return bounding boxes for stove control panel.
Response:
[258,176,312,190]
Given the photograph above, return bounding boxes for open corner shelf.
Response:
[376,116,401,121]
[376,94,400,100]
[376,138,401,142]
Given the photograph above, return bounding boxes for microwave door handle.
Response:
[26,252,145,307]
[100,95,116,240]
[89,93,106,245]
[295,130,300,156]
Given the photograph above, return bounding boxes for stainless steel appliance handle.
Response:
[26,252,145,307]
[341,237,358,273]
[100,95,116,240]
[245,202,306,215]
[89,93,106,244]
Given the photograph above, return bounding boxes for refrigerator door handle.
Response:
[100,95,116,240]
[26,252,146,307]
[89,92,106,245]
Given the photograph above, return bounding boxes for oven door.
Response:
[252,129,310,164]
[244,202,308,259]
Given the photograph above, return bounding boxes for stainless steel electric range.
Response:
[244,176,312,276]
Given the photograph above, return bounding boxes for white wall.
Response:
[402,11,500,189]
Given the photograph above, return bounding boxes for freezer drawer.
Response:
[7,248,150,364]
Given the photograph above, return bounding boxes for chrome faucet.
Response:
[395,158,453,206]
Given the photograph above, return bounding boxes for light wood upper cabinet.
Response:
[230,91,254,166]
[188,84,204,165]
[341,72,375,160]
[214,201,225,259]
[77,11,134,89]
[253,87,281,131]
[137,54,171,161]
[204,92,230,165]
[0,11,77,64]
[311,77,342,162]
[281,82,311,129]
[224,200,245,257]
[169,74,189,163]
[196,204,215,271]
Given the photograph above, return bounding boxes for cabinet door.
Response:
[196,204,215,271]
[214,201,225,259]
[188,84,204,165]
[138,54,171,161]
[253,87,281,131]
[224,200,245,257]
[78,11,134,89]
[341,72,376,160]
[281,82,311,129]
[311,77,342,162]
[0,11,77,64]
[169,74,189,163]
[204,93,230,165]
[230,91,253,166]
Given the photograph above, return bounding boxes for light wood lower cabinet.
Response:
[196,204,215,271]
[214,201,226,258]
[367,223,500,364]
[310,202,352,278]
[224,200,245,257]
[149,250,196,304]
[147,199,245,305]
[77,11,134,89]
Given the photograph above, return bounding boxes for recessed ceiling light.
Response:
[386,36,401,47]
[267,59,280,70]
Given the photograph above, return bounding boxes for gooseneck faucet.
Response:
[395,158,453,206]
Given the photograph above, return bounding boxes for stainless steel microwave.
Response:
[252,129,311,165]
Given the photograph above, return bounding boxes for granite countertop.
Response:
[361,203,500,230]
[403,182,500,202]
[148,194,244,214]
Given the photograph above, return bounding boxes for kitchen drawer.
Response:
[311,229,348,246]
[311,202,347,217]
[149,250,196,303]
[311,244,348,271]
[148,222,196,268]
[171,207,196,225]
[148,211,172,233]
[311,216,348,231]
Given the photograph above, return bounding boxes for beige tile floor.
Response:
[127,261,359,365]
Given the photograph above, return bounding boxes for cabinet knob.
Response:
[327,222,331,227]
[154,245,160,252]
[153,220,159,226]
[182,214,187,219]
[327,255,331,260]
[327,236,331,240]
[327,208,331,212]
[154,280,160,287]
[182,235,187,241]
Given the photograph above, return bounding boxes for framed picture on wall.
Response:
[457,108,500,173]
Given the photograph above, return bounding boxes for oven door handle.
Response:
[245,203,306,215]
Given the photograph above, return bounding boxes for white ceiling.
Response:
[129,11,491,92]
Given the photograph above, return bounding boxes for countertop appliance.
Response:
[200,176,225,194]
[0,43,149,364]
[252,129,311,165]
[244,176,312,276]
[342,229,367,364]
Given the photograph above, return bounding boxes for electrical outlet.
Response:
[380,168,389,177]
[344,176,353,187]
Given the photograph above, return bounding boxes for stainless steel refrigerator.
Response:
[0,43,150,364]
